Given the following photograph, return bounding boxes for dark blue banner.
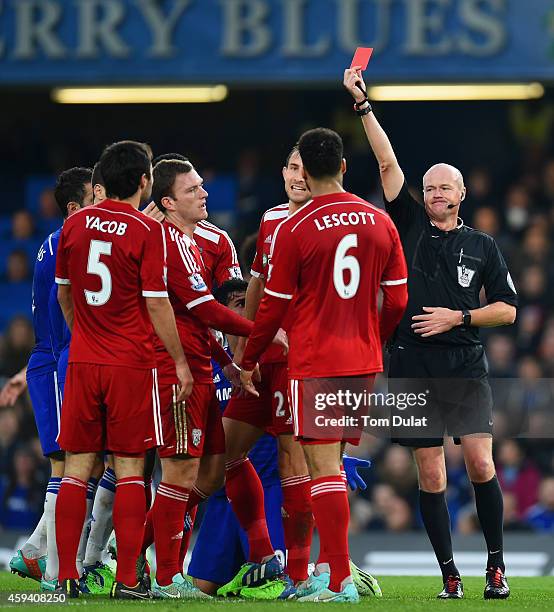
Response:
[0,0,552,84]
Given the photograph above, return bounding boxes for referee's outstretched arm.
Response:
[343,68,404,202]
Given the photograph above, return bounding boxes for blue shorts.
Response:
[187,482,284,585]
[57,347,69,397]
[27,368,62,457]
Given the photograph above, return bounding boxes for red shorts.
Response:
[224,362,292,435]
[288,375,376,446]
[158,382,224,458]
[58,364,162,455]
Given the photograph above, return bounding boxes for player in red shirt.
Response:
[241,128,408,602]
[195,220,242,289]
[220,146,315,593]
[145,159,285,599]
[81,155,244,582]
[147,153,243,289]
[54,141,193,599]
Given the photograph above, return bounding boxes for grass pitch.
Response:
[1,571,553,610]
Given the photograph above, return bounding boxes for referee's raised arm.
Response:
[343,68,404,202]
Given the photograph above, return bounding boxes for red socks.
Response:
[187,486,208,510]
[281,476,313,583]
[56,477,87,581]
[177,486,206,571]
[310,476,351,592]
[141,508,154,554]
[153,483,190,586]
[225,458,274,562]
[113,477,146,587]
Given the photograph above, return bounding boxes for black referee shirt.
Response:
[385,183,518,348]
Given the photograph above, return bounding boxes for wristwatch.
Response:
[462,309,472,327]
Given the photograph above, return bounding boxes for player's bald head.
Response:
[423,163,465,190]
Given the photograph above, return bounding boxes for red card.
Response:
[350,47,373,71]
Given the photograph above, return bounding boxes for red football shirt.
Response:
[194,220,242,290]
[243,192,408,378]
[250,203,291,364]
[155,222,218,385]
[55,200,168,369]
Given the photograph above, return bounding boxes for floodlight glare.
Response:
[367,83,544,102]
[52,85,229,104]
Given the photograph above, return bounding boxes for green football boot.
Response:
[240,575,296,600]
[349,560,382,597]
[82,561,115,595]
[217,555,283,597]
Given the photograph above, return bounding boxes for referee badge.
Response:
[457,265,475,288]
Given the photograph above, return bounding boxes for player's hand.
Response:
[343,68,368,104]
[272,328,289,356]
[411,307,461,338]
[343,454,371,491]
[175,362,194,401]
[232,364,261,398]
[0,370,27,406]
[142,201,165,223]
[240,368,259,398]
[223,362,242,391]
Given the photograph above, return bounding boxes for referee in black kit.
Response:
[344,69,517,600]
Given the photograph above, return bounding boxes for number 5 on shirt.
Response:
[85,240,112,306]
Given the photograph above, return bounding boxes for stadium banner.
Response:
[0,0,554,84]
[350,533,554,577]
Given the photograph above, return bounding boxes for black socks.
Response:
[419,490,460,580]
[473,475,505,571]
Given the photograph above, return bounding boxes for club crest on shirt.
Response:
[192,428,202,447]
[457,265,475,288]
[188,273,207,292]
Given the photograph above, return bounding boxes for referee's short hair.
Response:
[298,128,343,179]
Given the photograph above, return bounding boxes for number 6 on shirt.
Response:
[85,240,113,306]
[333,233,360,299]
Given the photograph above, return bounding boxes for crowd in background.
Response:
[1,99,554,536]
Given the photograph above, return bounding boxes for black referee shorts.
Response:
[388,344,493,448]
